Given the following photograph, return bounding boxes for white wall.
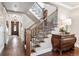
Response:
[57,5,79,48]
[58,6,70,28]
[69,8,79,47]
[21,14,34,29]
[0,3,6,53]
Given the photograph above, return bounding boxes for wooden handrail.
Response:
[27,20,44,30]
[25,20,44,56]
[48,8,58,18]
[26,22,37,30]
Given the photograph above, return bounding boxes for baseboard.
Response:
[0,44,4,53]
[31,47,52,56]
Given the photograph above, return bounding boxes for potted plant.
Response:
[59,27,65,34]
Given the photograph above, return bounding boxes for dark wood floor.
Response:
[0,35,79,56]
[0,36,26,56]
[39,47,79,56]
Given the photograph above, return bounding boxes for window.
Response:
[29,2,45,19]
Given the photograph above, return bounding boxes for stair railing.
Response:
[25,19,45,55]
[25,8,58,56]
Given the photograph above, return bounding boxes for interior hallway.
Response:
[0,35,26,56]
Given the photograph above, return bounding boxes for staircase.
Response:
[30,9,58,55]
[24,2,58,56]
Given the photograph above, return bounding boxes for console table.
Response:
[51,34,76,55]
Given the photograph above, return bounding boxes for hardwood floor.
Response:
[0,35,79,56]
[39,47,79,56]
[0,35,26,56]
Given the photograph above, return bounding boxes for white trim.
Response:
[51,2,72,10]
[31,47,52,56]
[51,2,79,10]
[72,5,79,10]
[0,44,4,53]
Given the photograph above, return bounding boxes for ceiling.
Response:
[52,2,79,10]
[2,2,79,12]
[2,2,34,13]
[61,2,79,9]
[61,2,79,7]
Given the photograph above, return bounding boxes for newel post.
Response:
[26,29,31,56]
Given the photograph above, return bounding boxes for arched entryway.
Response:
[11,21,19,36]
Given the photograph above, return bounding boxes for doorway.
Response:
[11,21,19,36]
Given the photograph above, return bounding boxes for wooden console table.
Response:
[51,34,76,55]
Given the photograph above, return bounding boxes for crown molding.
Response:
[51,2,79,10]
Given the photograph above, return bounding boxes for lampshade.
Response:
[64,18,72,25]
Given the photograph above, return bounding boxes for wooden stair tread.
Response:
[33,44,40,48]
[31,48,36,53]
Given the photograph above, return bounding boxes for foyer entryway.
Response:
[0,36,26,56]
[11,21,19,36]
